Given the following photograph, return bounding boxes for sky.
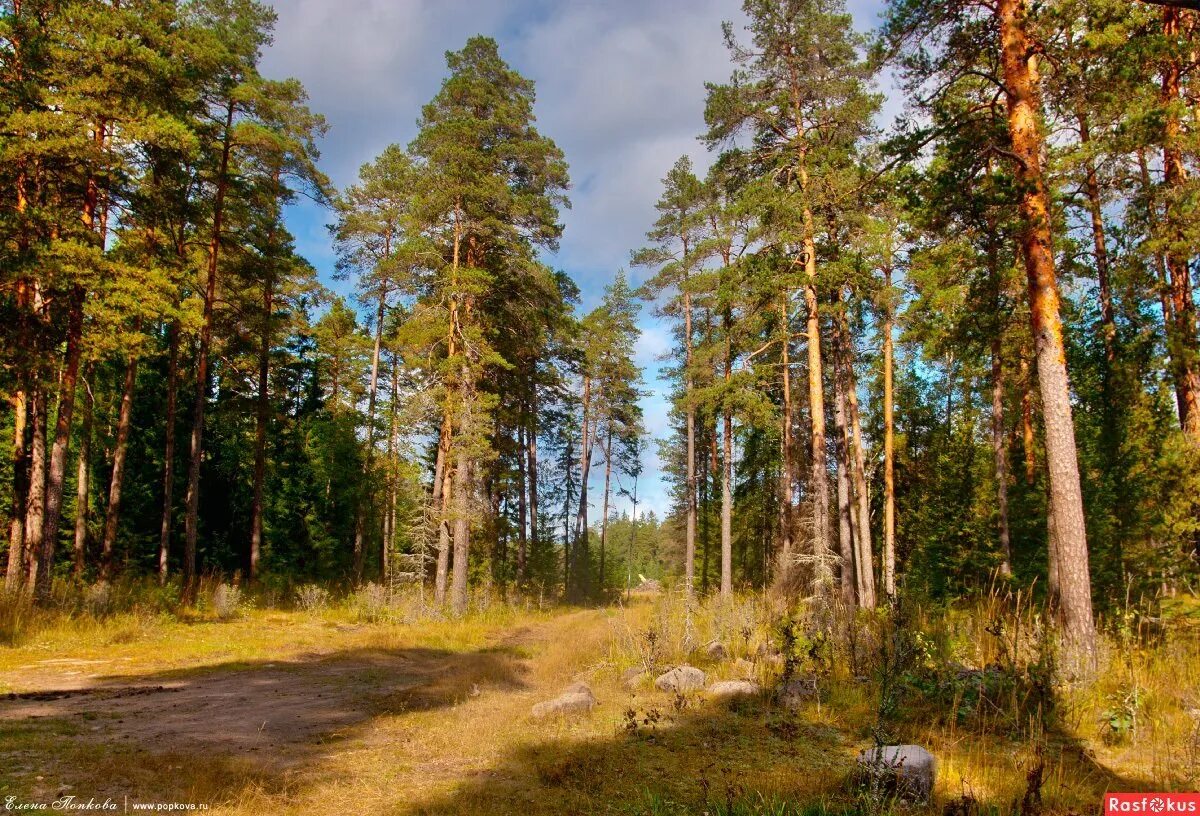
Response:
[261,0,894,520]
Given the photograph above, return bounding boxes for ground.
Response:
[0,595,1196,815]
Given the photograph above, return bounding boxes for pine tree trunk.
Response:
[352,294,387,584]
[6,381,28,591]
[801,203,831,593]
[384,353,399,582]
[572,375,594,600]
[777,293,795,589]
[683,289,697,599]
[833,366,857,606]
[836,299,875,606]
[72,367,93,580]
[599,427,613,593]
[998,0,1095,654]
[991,336,1014,578]
[526,393,540,579]
[720,308,733,598]
[184,99,235,602]
[158,320,179,584]
[1158,6,1200,439]
[882,262,896,600]
[37,286,84,600]
[101,351,138,579]
[517,421,528,583]
[1020,352,1036,485]
[450,371,473,616]
[250,260,275,583]
[23,388,46,592]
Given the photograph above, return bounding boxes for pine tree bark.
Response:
[833,366,857,606]
[683,287,697,599]
[572,374,594,600]
[997,0,1095,653]
[517,421,528,583]
[23,388,46,592]
[37,285,84,600]
[450,372,473,616]
[158,320,179,584]
[720,305,734,598]
[352,293,387,584]
[991,336,1014,578]
[184,98,235,601]
[72,368,93,580]
[777,292,795,589]
[801,199,831,593]
[6,380,28,591]
[249,251,276,583]
[599,427,613,593]
[526,393,540,579]
[986,228,1013,579]
[836,299,875,606]
[101,350,138,579]
[1158,6,1200,439]
[882,261,897,600]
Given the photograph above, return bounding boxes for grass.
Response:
[0,583,1196,815]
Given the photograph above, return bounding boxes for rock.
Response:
[531,683,598,719]
[708,680,761,700]
[703,641,728,661]
[776,675,818,709]
[635,574,663,592]
[855,744,937,804]
[621,667,649,690]
[732,658,756,679]
[654,666,706,693]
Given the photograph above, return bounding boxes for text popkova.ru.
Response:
[1106,794,1200,814]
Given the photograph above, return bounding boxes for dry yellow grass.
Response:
[0,589,1196,815]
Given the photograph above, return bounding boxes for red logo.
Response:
[1106,794,1200,814]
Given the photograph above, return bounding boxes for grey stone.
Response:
[654,665,706,693]
[708,680,761,700]
[703,640,728,660]
[621,667,649,690]
[855,744,937,804]
[531,684,597,719]
[776,675,818,709]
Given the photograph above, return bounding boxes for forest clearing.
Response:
[1,588,1197,815]
[4,0,1200,811]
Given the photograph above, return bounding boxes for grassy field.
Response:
[0,585,1197,815]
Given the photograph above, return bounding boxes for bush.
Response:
[295,584,330,612]
[210,583,243,620]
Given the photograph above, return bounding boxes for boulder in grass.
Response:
[855,744,937,804]
[621,667,649,690]
[703,640,728,661]
[776,675,818,710]
[654,666,706,693]
[708,680,760,700]
[531,683,597,719]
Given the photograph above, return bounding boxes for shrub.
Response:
[211,583,243,620]
[295,584,330,612]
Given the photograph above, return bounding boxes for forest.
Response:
[1,0,1199,814]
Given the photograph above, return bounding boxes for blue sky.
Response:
[261,0,893,519]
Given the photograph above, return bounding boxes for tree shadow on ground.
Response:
[0,642,530,805]
[402,685,1165,816]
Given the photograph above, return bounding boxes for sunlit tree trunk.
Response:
[23,388,46,592]
[599,427,613,593]
[777,292,795,589]
[572,374,594,600]
[6,374,28,591]
[836,300,874,607]
[353,293,387,584]
[997,0,1095,654]
[1158,6,1200,439]
[800,185,831,592]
